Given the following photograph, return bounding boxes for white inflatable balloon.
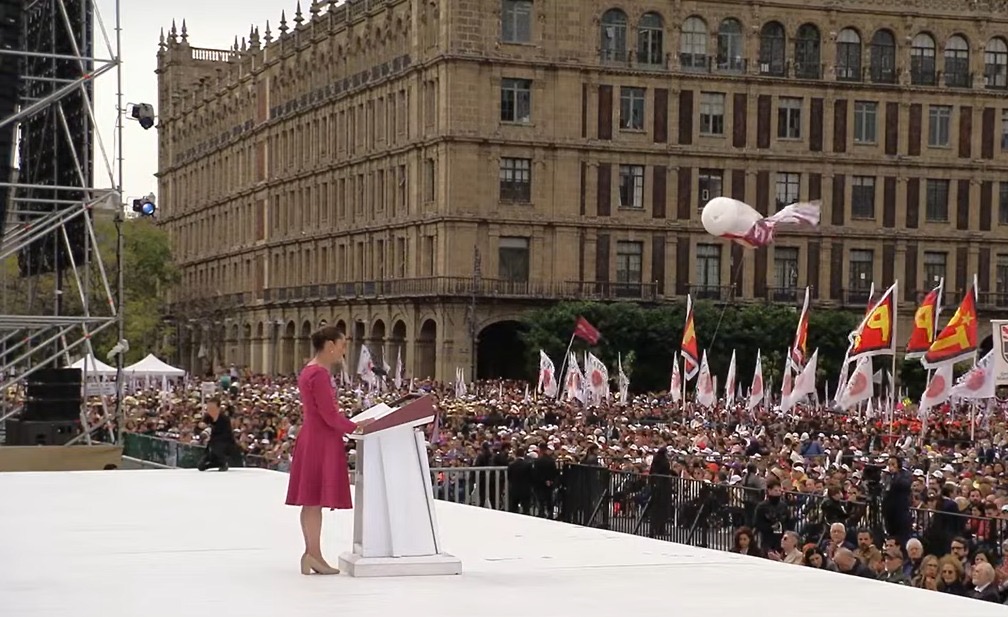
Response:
[701,197,821,248]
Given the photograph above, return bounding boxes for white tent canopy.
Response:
[123,353,186,378]
[69,353,118,377]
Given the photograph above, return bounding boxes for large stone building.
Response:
[156,0,1008,379]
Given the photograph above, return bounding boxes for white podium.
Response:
[337,394,462,577]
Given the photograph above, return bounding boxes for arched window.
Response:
[794,23,821,79]
[680,16,708,70]
[637,12,664,66]
[910,33,936,85]
[984,37,1008,89]
[943,35,970,87]
[600,9,628,62]
[869,29,896,83]
[717,18,744,72]
[758,22,786,76]
[836,28,861,81]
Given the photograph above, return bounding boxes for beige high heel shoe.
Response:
[301,553,340,575]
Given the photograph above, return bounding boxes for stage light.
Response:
[131,192,156,217]
[129,103,155,130]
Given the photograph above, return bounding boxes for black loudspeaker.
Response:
[23,367,83,421]
[4,418,80,445]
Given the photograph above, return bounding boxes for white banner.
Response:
[993,320,1008,386]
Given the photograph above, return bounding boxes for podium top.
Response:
[353,394,437,435]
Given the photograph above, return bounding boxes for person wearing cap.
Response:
[879,548,910,585]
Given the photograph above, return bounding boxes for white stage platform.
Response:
[0,468,1001,616]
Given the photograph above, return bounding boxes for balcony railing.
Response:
[767,287,800,303]
[843,288,873,306]
[259,277,659,304]
[979,291,1008,308]
[689,285,733,301]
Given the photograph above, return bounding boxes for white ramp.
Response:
[0,468,1000,617]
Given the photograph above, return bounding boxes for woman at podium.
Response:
[285,326,370,575]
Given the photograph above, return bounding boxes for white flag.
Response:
[949,351,996,401]
[585,352,610,406]
[747,350,764,412]
[537,350,558,397]
[394,347,403,389]
[779,358,795,412]
[836,355,873,411]
[695,351,715,408]
[724,350,737,407]
[920,363,954,411]
[669,359,682,403]
[790,348,819,406]
[356,345,375,389]
[617,354,630,404]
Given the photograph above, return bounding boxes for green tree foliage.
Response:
[520,301,862,393]
[0,215,178,364]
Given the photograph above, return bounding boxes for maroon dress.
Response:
[285,363,357,509]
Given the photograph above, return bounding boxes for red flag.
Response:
[681,295,700,380]
[922,279,978,368]
[905,280,943,359]
[849,283,897,359]
[573,316,600,345]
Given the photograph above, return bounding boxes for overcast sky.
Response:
[92,0,305,201]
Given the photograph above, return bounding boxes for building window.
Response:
[793,23,821,79]
[499,157,532,202]
[680,16,708,70]
[773,246,799,299]
[619,87,645,130]
[776,172,800,210]
[851,176,876,219]
[615,241,643,285]
[869,30,896,83]
[836,28,862,81]
[501,0,532,44]
[777,97,802,139]
[500,78,531,124]
[996,254,1008,300]
[853,101,878,144]
[637,12,664,66]
[985,37,1008,89]
[695,243,721,289]
[618,164,645,209]
[424,159,435,202]
[944,35,970,88]
[925,179,949,222]
[1002,109,1008,151]
[928,105,951,147]
[699,92,725,135]
[849,249,873,293]
[698,169,723,209]
[922,251,946,288]
[600,9,628,62]
[910,33,937,85]
[758,21,786,76]
[716,18,744,72]
[498,236,530,282]
[999,182,1008,225]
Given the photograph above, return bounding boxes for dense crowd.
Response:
[114,371,1008,603]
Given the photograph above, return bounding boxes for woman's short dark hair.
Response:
[311,325,345,352]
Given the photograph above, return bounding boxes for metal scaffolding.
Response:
[0,0,123,445]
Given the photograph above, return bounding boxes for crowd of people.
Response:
[115,370,1008,603]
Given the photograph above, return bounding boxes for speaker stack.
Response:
[4,367,83,445]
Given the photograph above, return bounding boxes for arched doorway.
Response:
[477,320,528,380]
[253,322,264,373]
[390,320,407,377]
[353,320,366,376]
[282,321,296,374]
[300,320,312,365]
[370,319,387,367]
[228,323,239,366]
[334,319,347,335]
[242,323,252,368]
[416,319,437,379]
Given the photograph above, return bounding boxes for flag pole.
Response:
[554,331,576,401]
[889,280,898,438]
[680,354,687,413]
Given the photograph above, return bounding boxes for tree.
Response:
[0,214,179,364]
[521,301,863,393]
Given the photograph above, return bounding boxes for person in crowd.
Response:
[731,526,764,558]
[969,562,1001,602]
[937,555,968,596]
[879,548,910,585]
[531,445,558,519]
[834,548,877,579]
[768,530,803,564]
[753,477,790,552]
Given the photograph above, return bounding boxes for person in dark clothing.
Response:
[531,448,559,519]
[753,477,790,552]
[881,456,912,545]
[472,442,496,508]
[507,451,534,515]
[834,548,878,579]
[647,447,673,538]
[198,397,238,472]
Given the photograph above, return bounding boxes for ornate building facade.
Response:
[157,0,1008,379]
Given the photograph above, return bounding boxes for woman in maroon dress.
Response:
[285,326,370,575]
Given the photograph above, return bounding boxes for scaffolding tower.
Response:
[0,0,124,445]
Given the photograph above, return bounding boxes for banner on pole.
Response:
[992,321,1008,386]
